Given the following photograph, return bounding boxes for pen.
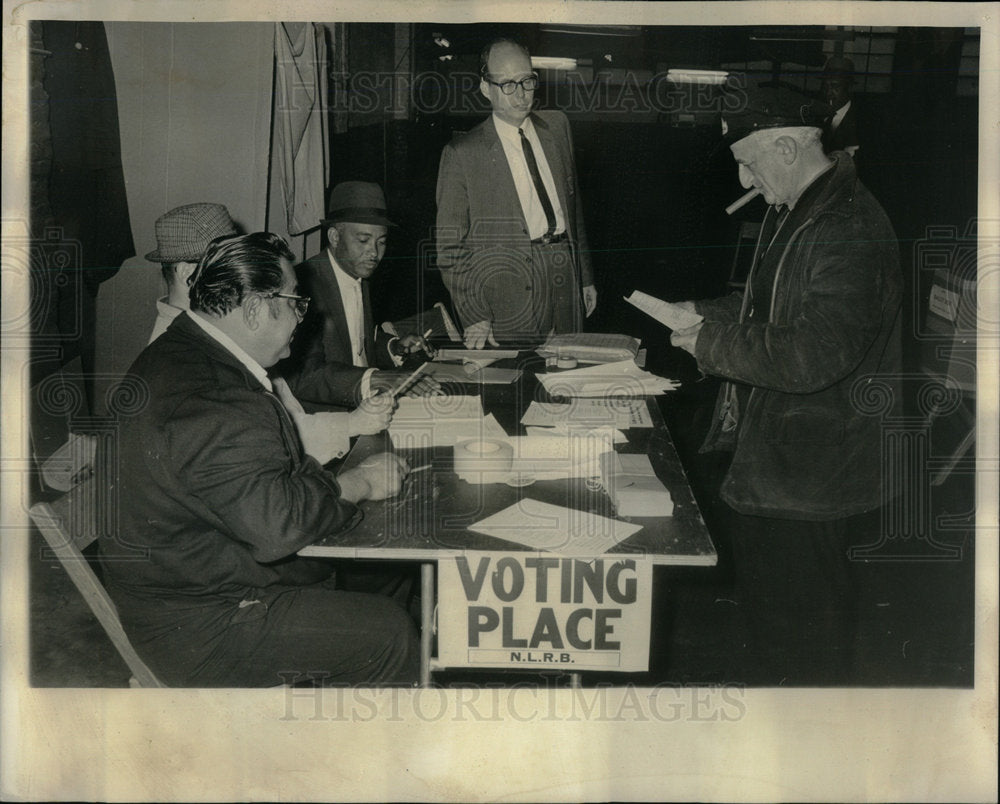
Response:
[409,464,432,473]
[423,328,433,338]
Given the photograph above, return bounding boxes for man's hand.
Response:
[347,396,395,436]
[339,452,409,502]
[393,333,436,359]
[370,371,444,398]
[670,321,703,357]
[463,320,498,350]
[583,285,598,318]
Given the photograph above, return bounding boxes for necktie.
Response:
[353,281,367,367]
[519,127,556,237]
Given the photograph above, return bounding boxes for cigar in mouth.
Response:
[725,188,761,216]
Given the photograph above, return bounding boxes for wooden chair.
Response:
[29,477,166,688]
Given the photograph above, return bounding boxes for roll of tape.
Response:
[556,356,578,369]
[454,438,514,476]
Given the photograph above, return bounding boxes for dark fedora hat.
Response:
[321,181,396,228]
[821,56,856,83]
[720,75,833,143]
[145,203,237,263]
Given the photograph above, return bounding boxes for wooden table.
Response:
[300,354,716,685]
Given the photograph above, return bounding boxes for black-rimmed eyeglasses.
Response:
[485,73,539,95]
[267,292,310,317]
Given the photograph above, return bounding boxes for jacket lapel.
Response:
[531,113,570,221]
[480,117,528,229]
[311,252,353,360]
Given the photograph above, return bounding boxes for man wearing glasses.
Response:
[435,37,595,348]
[101,232,419,686]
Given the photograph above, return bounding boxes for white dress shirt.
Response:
[188,311,273,392]
[831,100,851,131]
[492,114,566,239]
[148,297,184,344]
[326,250,378,396]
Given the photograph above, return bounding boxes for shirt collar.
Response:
[156,297,184,320]
[186,311,273,392]
[493,113,534,145]
[326,250,363,289]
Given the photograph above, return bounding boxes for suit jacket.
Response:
[822,102,859,154]
[435,110,592,335]
[277,250,394,410]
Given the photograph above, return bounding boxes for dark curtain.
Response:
[30,21,134,463]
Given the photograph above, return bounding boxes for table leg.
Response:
[420,562,435,688]
[569,672,582,689]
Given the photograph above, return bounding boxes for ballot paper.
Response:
[537,359,680,397]
[389,396,509,448]
[525,425,628,444]
[467,498,643,557]
[521,399,653,429]
[625,290,703,331]
[599,452,674,517]
[391,412,507,449]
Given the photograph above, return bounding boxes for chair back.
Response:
[29,477,166,688]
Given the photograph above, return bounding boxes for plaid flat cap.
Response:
[145,203,238,263]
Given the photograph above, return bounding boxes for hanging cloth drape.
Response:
[273,22,329,235]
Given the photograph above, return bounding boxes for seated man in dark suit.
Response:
[279,181,440,411]
[101,232,418,687]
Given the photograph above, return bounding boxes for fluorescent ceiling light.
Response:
[532,57,578,71]
[667,69,729,85]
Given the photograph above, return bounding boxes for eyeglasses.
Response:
[267,292,310,317]
[485,73,539,95]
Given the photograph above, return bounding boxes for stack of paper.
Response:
[624,290,703,330]
[600,452,674,517]
[467,498,643,557]
[389,396,508,449]
[458,432,614,484]
[536,332,641,364]
[521,399,653,430]
[434,348,519,368]
[537,360,680,398]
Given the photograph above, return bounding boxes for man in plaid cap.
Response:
[671,79,902,683]
[146,202,238,343]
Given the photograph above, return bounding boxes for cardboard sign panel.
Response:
[437,553,653,672]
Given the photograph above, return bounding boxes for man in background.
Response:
[145,202,237,343]
[102,232,418,687]
[435,37,595,349]
[671,83,901,683]
[820,56,860,158]
[280,181,440,411]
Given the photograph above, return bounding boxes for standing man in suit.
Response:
[435,37,595,349]
[280,181,439,411]
[820,56,860,158]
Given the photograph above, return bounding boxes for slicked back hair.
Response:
[479,37,530,79]
[189,232,294,317]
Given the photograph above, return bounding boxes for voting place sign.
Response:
[437,553,652,672]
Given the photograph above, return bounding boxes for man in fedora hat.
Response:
[280,180,440,410]
[145,202,391,463]
[145,202,238,343]
[670,80,901,683]
[820,56,860,157]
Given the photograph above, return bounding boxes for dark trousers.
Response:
[118,580,420,688]
[727,507,872,685]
